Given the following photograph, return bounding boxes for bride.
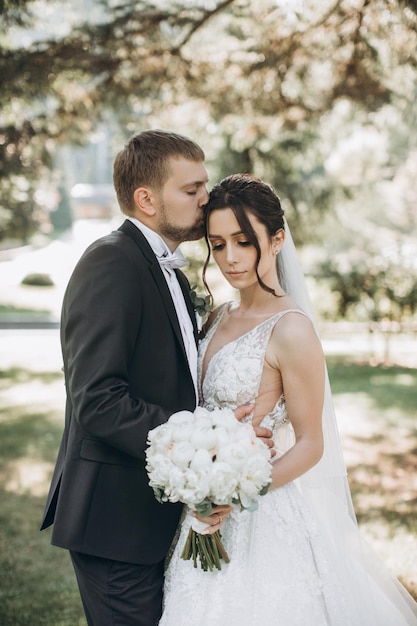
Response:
[159,173,417,626]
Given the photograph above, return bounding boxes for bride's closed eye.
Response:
[210,240,252,251]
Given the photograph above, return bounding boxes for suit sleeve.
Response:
[61,239,171,460]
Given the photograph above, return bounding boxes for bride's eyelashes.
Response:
[210,240,252,251]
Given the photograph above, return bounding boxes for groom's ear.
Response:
[272,228,285,254]
[133,187,156,217]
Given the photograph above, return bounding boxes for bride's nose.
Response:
[226,243,237,265]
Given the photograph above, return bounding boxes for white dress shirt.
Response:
[128,218,198,403]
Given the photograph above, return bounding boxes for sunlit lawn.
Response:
[0,356,416,625]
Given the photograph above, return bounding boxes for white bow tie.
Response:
[158,252,188,270]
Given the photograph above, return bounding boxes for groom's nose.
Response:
[198,186,209,207]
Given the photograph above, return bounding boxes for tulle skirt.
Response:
[160,480,415,626]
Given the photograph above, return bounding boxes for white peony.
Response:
[216,442,249,472]
[168,410,195,425]
[146,405,271,512]
[190,448,214,473]
[190,423,218,450]
[209,407,237,430]
[147,423,174,451]
[169,441,196,469]
[146,453,172,485]
[145,405,272,572]
[208,461,239,503]
[171,421,195,442]
[176,468,210,505]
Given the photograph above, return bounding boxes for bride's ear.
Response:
[272,228,285,255]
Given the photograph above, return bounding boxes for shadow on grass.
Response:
[349,458,417,533]
[0,367,62,387]
[326,356,417,418]
[0,365,86,624]
[0,489,86,626]
[0,411,64,465]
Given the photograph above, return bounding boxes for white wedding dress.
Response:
[159,304,417,626]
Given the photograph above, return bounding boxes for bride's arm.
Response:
[268,314,325,491]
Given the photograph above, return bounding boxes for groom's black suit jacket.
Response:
[41,219,198,564]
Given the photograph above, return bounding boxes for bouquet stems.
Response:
[181,527,230,571]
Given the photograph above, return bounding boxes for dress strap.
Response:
[273,308,308,321]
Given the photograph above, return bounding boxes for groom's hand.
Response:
[233,403,254,422]
[234,403,276,459]
[253,425,276,458]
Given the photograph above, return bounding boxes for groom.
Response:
[41,130,272,626]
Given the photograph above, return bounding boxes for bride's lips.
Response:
[226,271,246,278]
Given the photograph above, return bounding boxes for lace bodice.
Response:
[198,304,306,437]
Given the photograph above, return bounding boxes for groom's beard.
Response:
[157,201,204,244]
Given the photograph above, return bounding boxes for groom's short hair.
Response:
[113,129,205,216]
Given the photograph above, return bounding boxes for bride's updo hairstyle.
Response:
[202,173,285,298]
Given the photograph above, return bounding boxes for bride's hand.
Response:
[194,506,232,535]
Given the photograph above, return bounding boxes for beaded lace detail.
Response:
[198,304,305,436]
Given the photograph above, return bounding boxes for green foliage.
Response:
[21,273,54,286]
[0,0,416,276]
[319,255,417,323]
[49,184,73,231]
[0,0,417,332]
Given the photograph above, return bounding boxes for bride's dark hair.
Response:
[202,173,285,299]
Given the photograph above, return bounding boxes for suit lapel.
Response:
[118,220,191,358]
[175,270,199,345]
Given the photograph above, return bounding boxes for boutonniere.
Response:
[189,285,212,319]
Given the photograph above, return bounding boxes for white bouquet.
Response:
[145,406,272,571]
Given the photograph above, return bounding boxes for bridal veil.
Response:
[277,221,417,625]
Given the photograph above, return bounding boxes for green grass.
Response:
[0,359,416,624]
[327,355,417,596]
[0,304,53,318]
[0,492,86,626]
[327,356,417,419]
[0,367,86,625]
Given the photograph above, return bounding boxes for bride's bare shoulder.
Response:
[271,309,319,350]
